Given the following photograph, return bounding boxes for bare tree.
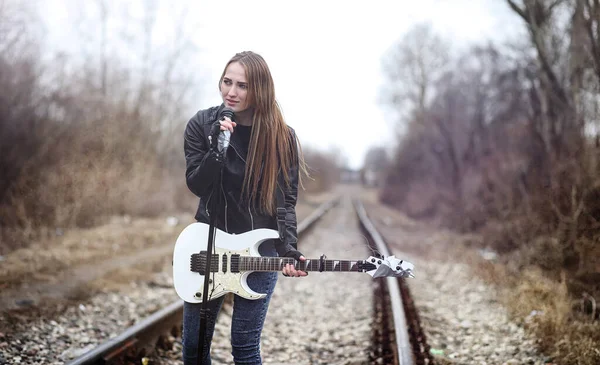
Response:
[505,0,587,162]
[0,1,45,206]
[362,146,389,187]
[302,147,341,193]
[382,40,532,229]
[582,0,600,82]
[381,23,450,127]
[0,0,39,57]
[1,0,205,243]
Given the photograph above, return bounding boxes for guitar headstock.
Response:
[363,255,415,278]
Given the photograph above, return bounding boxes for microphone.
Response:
[217,107,235,153]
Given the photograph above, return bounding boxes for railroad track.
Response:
[67,196,432,365]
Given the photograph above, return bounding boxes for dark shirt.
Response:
[221,124,277,234]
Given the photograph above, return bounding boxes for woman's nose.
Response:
[227,86,237,97]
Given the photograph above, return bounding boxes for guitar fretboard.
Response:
[237,256,368,272]
[190,252,377,274]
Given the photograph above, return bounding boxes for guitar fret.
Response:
[237,257,363,272]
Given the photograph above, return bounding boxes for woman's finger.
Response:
[219,119,236,132]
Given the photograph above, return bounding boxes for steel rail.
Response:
[354,199,415,365]
[68,195,341,365]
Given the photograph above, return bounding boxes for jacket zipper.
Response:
[221,180,228,233]
[205,193,212,216]
[224,195,228,233]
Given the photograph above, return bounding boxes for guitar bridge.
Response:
[190,251,219,275]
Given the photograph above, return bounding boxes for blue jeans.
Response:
[182,242,278,365]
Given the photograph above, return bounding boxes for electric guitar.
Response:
[172,222,415,303]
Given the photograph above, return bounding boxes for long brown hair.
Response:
[219,51,308,215]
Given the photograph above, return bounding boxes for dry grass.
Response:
[0,197,320,297]
[0,112,196,254]
[472,256,600,365]
[0,214,193,290]
[87,257,170,293]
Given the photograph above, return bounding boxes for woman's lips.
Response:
[226,99,237,106]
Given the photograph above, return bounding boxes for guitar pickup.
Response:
[230,254,240,273]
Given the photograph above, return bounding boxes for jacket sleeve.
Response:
[275,131,300,256]
[184,112,222,198]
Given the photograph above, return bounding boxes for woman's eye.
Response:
[223,79,231,85]
[239,84,247,89]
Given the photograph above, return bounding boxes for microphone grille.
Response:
[221,107,235,121]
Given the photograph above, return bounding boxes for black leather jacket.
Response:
[183,104,299,256]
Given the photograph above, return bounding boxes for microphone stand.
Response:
[196,166,222,365]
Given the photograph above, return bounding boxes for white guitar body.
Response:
[173,223,415,304]
[173,223,279,303]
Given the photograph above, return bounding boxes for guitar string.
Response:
[240,256,363,272]
[357,232,383,258]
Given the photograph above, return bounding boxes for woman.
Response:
[182,51,309,365]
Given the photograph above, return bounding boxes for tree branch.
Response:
[506,0,528,21]
[526,1,570,106]
[584,0,600,81]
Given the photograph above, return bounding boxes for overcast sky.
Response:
[42,0,523,169]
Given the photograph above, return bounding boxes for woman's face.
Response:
[220,62,250,112]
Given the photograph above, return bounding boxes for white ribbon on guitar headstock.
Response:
[366,255,415,278]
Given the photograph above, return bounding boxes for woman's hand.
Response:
[219,116,236,132]
[209,117,237,152]
[282,255,308,277]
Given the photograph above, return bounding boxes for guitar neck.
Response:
[192,252,378,275]
[237,256,372,273]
